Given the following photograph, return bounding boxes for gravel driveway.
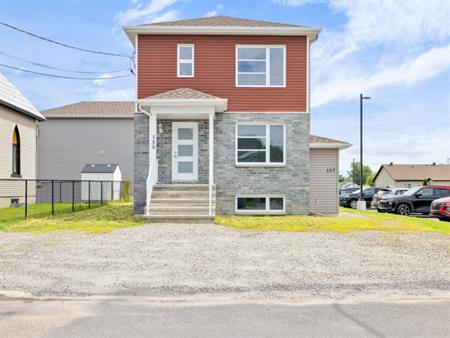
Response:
[0,224,449,300]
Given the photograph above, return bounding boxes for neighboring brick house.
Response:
[373,163,450,189]
[123,16,350,220]
[0,72,45,208]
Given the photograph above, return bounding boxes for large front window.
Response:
[236,45,285,87]
[236,124,285,165]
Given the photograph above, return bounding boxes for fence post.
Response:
[24,179,28,220]
[88,181,91,208]
[59,181,62,203]
[72,180,75,212]
[111,181,113,201]
[51,180,55,216]
[100,181,103,205]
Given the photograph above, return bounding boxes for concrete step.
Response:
[143,215,215,223]
[153,184,215,191]
[152,191,215,198]
[150,197,212,204]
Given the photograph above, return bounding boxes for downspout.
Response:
[138,106,154,215]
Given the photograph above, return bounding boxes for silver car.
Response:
[372,188,408,210]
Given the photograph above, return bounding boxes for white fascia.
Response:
[310,142,352,150]
[124,26,321,47]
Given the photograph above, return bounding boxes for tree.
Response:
[347,161,373,186]
[422,178,431,186]
[339,175,346,183]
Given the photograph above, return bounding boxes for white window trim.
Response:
[235,44,286,88]
[177,44,194,78]
[235,195,286,215]
[235,123,286,167]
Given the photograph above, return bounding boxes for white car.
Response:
[372,188,408,210]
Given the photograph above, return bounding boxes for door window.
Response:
[419,188,434,198]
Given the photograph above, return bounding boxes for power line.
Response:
[0,50,130,74]
[0,63,132,80]
[0,20,131,59]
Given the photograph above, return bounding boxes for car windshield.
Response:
[402,186,422,196]
[376,190,391,196]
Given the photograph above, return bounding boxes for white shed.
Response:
[81,164,122,201]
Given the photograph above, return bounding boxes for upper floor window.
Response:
[236,124,285,165]
[236,45,285,87]
[177,44,194,77]
[12,126,21,176]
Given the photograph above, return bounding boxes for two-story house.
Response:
[124,16,350,221]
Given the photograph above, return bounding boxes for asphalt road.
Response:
[0,297,448,338]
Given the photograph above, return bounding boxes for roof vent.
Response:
[389,162,393,166]
[432,162,436,166]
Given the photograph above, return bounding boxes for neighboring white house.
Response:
[0,72,45,208]
[81,163,122,201]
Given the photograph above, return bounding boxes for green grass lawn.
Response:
[0,202,143,234]
[1,203,448,235]
[216,208,450,235]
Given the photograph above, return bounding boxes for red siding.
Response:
[137,35,307,112]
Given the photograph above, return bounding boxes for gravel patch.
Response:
[0,224,449,300]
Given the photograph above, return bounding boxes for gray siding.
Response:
[37,118,134,181]
[309,148,339,215]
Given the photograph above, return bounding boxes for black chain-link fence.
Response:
[0,179,127,219]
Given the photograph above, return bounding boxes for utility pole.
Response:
[359,93,371,208]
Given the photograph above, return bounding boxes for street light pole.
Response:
[359,93,371,203]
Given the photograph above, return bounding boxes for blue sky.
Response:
[1,0,449,174]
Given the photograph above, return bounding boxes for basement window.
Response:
[236,196,285,214]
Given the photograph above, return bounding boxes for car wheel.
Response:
[349,199,358,209]
[397,203,411,216]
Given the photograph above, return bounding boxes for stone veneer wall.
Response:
[214,112,310,215]
[134,113,149,215]
[134,113,309,215]
[157,120,209,184]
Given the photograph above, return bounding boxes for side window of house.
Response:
[177,44,194,77]
[12,126,21,176]
[236,124,285,165]
[236,45,285,87]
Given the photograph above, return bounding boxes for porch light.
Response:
[158,123,163,134]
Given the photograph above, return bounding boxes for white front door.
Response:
[172,122,198,181]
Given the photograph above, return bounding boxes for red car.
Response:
[431,196,450,222]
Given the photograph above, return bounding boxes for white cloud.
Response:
[116,0,179,25]
[149,9,180,23]
[312,44,450,107]
[91,87,135,101]
[273,0,312,7]
[310,0,450,107]
[204,4,224,18]
[204,10,218,17]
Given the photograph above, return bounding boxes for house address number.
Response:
[326,167,336,173]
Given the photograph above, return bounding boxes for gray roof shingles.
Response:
[42,101,135,118]
[143,15,304,28]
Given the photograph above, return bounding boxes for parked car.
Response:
[377,186,450,216]
[431,196,450,222]
[339,187,391,209]
[372,188,408,210]
[339,187,359,196]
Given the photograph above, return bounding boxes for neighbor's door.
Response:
[172,122,198,181]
